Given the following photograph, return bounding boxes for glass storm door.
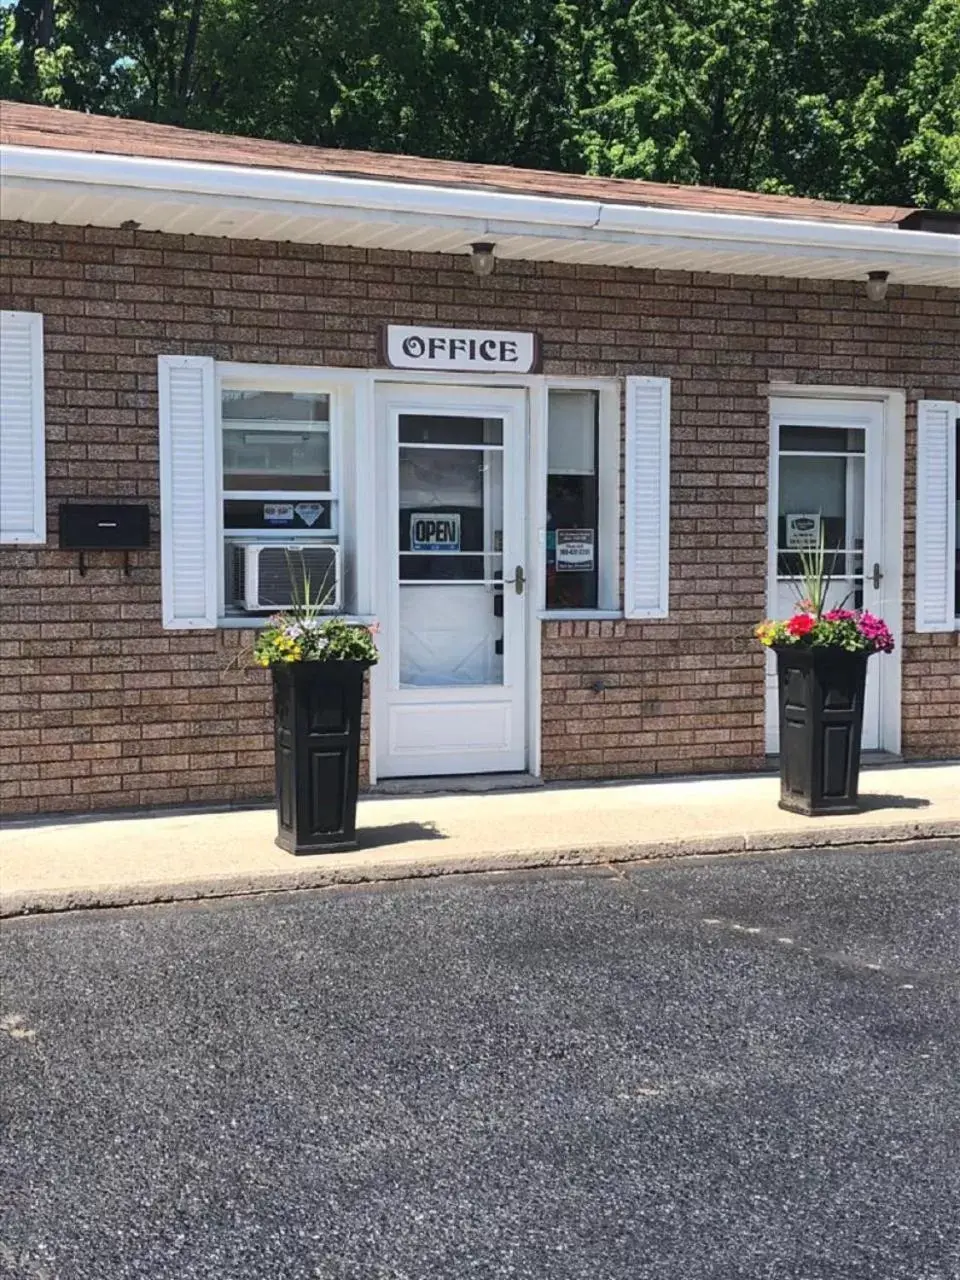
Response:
[376,386,527,777]
[766,398,887,753]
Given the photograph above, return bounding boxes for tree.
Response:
[2,0,957,208]
[572,0,952,204]
[900,0,960,207]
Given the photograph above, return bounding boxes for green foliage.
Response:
[794,529,841,618]
[901,0,960,206]
[3,0,958,207]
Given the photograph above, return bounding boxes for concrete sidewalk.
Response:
[2,762,958,916]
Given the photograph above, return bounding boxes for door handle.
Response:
[872,562,883,590]
[503,565,525,595]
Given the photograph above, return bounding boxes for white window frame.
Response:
[215,368,344,623]
[534,377,622,619]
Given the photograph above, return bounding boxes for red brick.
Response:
[0,220,956,816]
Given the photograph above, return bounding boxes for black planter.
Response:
[775,645,870,816]
[271,660,366,854]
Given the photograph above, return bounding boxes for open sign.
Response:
[410,513,461,552]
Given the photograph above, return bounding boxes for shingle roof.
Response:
[0,101,917,228]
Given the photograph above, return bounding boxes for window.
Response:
[219,388,341,616]
[543,385,625,615]
[545,389,606,611]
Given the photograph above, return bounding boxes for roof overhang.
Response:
[2,144,958,287]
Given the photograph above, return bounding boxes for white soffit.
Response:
[1,145,958,286]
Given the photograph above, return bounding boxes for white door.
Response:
[375,385,527,777]
[766,398,890,753]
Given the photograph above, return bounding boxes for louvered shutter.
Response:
[915,400,958,633]
[0,311,45,544]
[158,355,218,629]
[624,376,671,619]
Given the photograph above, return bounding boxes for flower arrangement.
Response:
[754,607,894,654]
[253,555,379,668]
[754,530,895,655]
[254,614,380,667]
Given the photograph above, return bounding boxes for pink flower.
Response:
[823,608,855,622]
[857,612,895,653]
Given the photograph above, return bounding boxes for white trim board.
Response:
[3,144,958,286]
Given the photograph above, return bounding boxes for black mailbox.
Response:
[59,503,150,574]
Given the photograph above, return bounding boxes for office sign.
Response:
[383,325,540,374]
[411,512,461,552]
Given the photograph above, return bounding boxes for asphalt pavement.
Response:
[2,843,959,1280]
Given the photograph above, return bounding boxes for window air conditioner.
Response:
[243,543,341,612]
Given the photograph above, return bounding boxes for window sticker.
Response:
[555,528,596,572]
[294,503,323,527]
[264,503,294,523]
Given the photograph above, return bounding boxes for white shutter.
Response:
[0,310,45,544]
[624,376,671,618]
[158,355,219,629]
[915,400,958,633]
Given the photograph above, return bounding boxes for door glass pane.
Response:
[778,427,865,608]
[398,415,504,687]
[399,415,503,446]
[779,425,865,453]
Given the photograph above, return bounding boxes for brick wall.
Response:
[1,220,957,815]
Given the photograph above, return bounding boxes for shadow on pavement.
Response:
[857,794,932,812]
[355,821,446,849]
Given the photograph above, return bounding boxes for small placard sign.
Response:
[264,503,295,523]
[785,513,821,550]
[556,528,595,572]
[411,512,461,552]
[384,325,540,373]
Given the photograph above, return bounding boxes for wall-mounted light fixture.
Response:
[865,270,890,301]
[470,242,497,277]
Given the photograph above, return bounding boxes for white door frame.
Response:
[363,370,618,784]
[372,382,529,778]
[767,383,905,755]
